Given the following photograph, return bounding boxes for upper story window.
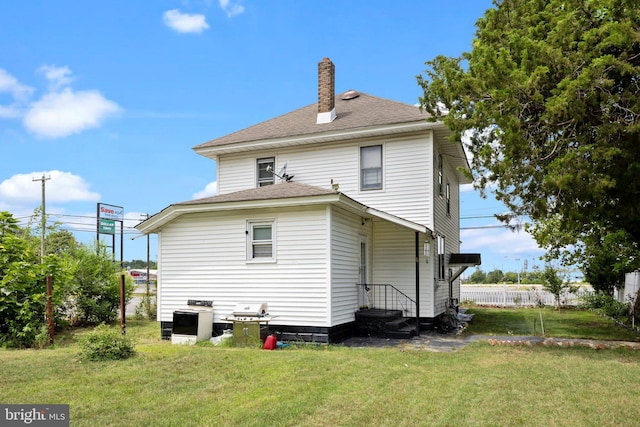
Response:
[360,145,382,190]
[438,154,444,196]
[446,181,451,216]
[257,157,275,187]
[247,220,275,261]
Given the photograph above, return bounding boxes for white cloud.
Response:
[0,66,120,138]
[0,170,100,204]
[461,224,544,257]
[0,68,34,118]
[163,9,210,33]
[192,181,218,199]
[124,211,151,230]
[219,0,245,17]
[39,65,73,91]
[460,183,475,193]
[0,104,22,119]
[0,68,34,100]
[23,88,120,138]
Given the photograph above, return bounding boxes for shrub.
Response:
[581,292,629,321]
[70,245,135,326]
[79,324,135,361]
[134,293,157,320]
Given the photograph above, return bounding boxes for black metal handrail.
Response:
[356,283,416,318]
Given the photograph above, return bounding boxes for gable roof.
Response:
[192,91,471,183]
[193,92,437,156]
[135,181,430,235]
[178,181,336,205]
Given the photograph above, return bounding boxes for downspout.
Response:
[415,231,420,336]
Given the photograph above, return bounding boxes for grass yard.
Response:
[463,306,640,341]
[1,319,640,426]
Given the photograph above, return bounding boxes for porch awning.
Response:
[448,253,481,266]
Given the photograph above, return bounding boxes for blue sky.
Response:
[0,0,546,274]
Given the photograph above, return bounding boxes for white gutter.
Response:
[194,121,439,159]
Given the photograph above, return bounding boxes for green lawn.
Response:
[1,319,640,426]
[463,306,640,341]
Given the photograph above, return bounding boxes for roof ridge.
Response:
[193,91,431,151]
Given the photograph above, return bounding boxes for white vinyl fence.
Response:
[461,284,591,307]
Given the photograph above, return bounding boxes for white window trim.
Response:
[446,181,451,217]
[437,153,444,196]
[246,219,276,263]
[359,144,384,192]
[257,157,275,187]
[437,235,446,281]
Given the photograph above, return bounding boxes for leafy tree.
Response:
[503,272,519,284]
[543,266,577,309]
[582,232,626,295]
[46,229,79,255]
[0,211,20,239]
[0,211,133,345]
[486,269,504,284]
[521,270,544,284]
[418,0,640,272]
[123,259,157,269]
[0,213,45,347]
[468,269,487,283]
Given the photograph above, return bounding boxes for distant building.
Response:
[127,268,157,287]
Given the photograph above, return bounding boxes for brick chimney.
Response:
[317,58,336,124]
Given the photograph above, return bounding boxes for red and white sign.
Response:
[98,203,123,221]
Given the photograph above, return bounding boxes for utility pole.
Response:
[33,174,51,260]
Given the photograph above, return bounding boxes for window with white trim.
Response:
[437,235,446,281]
[446,181,451,216]
[360,145,382,190]
[257,157,275,187]
[438,154,444,196]
[247,220,275,261]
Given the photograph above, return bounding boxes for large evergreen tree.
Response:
[418,0,640,271]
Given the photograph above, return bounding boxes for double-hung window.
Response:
[360,145,382,190]
[437,154,444,196]
[437,235,446,281]
[257,157,275,187]
[247,220,275,261]
[446,181,451,216]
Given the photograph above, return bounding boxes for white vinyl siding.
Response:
[156,206,329,327]
[329,206,371,326]
[217,132,434,227]
[432,143,462,315]
[371,222,433,318]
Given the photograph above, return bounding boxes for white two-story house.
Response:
[136,58,480,342]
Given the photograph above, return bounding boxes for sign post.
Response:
[96,203,124,266]
[97,203,125,334]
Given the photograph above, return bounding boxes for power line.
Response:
[461,224,521,230]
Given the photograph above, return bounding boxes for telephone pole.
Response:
[33,174,51,260]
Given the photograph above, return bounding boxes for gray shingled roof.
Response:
[176,181,337,206]
[194,92,431,149]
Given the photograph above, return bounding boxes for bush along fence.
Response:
[461,285,591,307]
